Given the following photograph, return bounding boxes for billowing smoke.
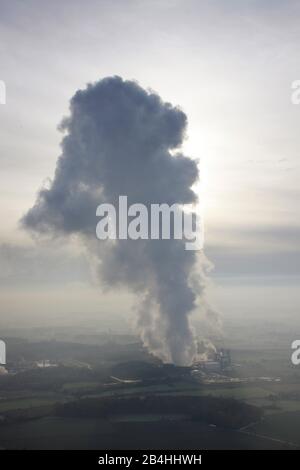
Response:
[22,76,214,366]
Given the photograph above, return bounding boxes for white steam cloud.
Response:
[22,76,216,366]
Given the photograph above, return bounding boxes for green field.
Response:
[249,411,300,446]
[0,416,286,450]
[62,381,100,392]
[0,398,59,413]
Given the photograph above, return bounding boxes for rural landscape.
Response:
[0,314,299,450]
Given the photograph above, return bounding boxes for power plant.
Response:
[193,348,232,374]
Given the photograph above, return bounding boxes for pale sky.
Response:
[0,0,299,327]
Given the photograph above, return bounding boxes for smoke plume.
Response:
[22,76,214,366]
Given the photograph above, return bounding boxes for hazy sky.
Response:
[0,0,299,327]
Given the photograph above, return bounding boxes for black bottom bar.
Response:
[0,449,297,466]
